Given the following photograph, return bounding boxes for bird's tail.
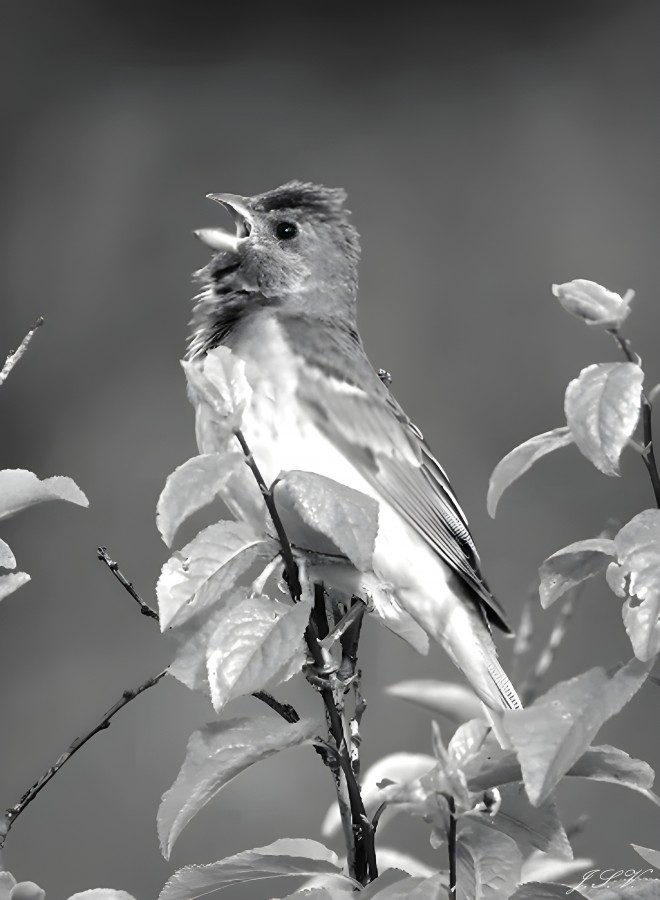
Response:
[404,591,521,746]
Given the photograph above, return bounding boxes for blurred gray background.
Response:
[1,1,660,897]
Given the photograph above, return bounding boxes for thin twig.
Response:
[0,317,44,387]
[609,329,660,508]
[0,669,167,847]
[97,547,159,620]
[444,794,457,897]
[319,599,366,650]
[234,430,377,884]
[251,691,300,724]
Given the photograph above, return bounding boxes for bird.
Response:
[187,180,522,726]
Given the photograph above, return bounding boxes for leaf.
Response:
[158,838,352,900]
[567,744,660,806]
[611,510,660,661]
[0,469,88,522]
[564,362,643,476]
[631,844,660,868]
[539,538,616,608]
[0,872,15,900]
[468,783,571,860]
[385,680,483,723]
[157,521,277,629]
[552,279,634,329]
[156,451,243,547]
[364,874,448,899]
[0,572,30,602]
[456,823,521,900]
[511,886,589,900]
[275,471,379,571]
[520,852,594,885]
[503,657,652,806]
[580,880,660,899]
[158,716,320,858]
[0,538,15,569]
[366,849,436,879]
[320,752,436,837]
[277,889,355,900]
[448,719,491,768]
[206,592,311,712]
[67,892,138,900]
[182,345,252,442]
[487,427,574,518]
[7,883,45,900]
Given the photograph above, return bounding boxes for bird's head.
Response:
[194,181,360,314]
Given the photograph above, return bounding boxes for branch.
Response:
[442,793,457,897]
[0,669,167,847]
[0,317,44,388]
[97,547,159,619]
[609,329,660,508]
[234,429,377,885]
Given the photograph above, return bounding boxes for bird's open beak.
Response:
[194,193,253,251]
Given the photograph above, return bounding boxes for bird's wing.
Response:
[296,358,513,634]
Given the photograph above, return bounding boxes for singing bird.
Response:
[188,181,521,721]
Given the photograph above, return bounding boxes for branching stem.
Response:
[609,329,660,508]
[97,547,159,619]
[1,670,167,847]
[234,429,377,885]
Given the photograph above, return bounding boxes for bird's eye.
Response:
[274,221,298,241]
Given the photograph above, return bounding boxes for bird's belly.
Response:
[242,384,452,600]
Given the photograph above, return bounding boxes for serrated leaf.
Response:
[0,469,88,522]
[207,593,311,712]
[0,538,15,569]
[158,838,351,900]
[511,885,589,900]
[456,823,521,900]
[0,572,30,601]
[539,538,616,608]
[567,744,660,806]
[321,752,436,837]
[182,346,252,443]
[275,470,379,571]
[158,716,320,858]
[156,451,243,547]
[632,844,660,868]
[67,892,138,900]
[467,783,571,860]
[611,510,660,661]
[564,362,643,476]
[367,850,436,879]
[385,680,483,723]
[363,874,447,899]
[157,521,277,629]
[503,657,652,806]
[487,427,574,518]
[580,880,660,899]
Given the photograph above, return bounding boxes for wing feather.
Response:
[299,369,513,634]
